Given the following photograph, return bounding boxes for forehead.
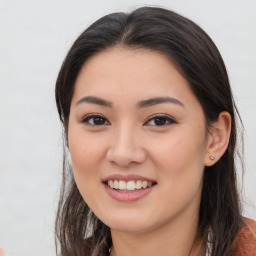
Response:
[72,47,198,107]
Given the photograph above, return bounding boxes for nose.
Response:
[106,126,146,167]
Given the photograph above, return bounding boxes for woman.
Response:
[55,6,256,256]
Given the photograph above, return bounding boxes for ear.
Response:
[204,111,231,166]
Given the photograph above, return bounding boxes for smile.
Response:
[102,175,157,202]
[107,180,155,191]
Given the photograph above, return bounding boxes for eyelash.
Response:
[82,114,110,126]
[146,114,177,126]
[81,114,177,127]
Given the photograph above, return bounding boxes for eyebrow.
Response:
[137,97,184,108]
[75,96,113,107]
[75,96,184,108]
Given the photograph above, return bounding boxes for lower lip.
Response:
[103,183,155,202]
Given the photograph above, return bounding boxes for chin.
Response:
[101,214,152,234]
[109,222,151,234]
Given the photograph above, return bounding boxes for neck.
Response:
[110,210,202,256]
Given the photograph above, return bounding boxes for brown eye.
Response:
[82,115,110,126]
[146,115,176,126]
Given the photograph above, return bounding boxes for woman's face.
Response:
[68,47,211,234]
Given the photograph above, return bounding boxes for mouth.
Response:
[104,179,157,192]
[102,175,157,201]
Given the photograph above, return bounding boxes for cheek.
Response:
[68,127,105,172]
[68,131,105,209]
[150,130,206,189]
[149,136,205,217]
[67,128,107,201]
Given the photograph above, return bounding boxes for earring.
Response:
[210,155,215,160]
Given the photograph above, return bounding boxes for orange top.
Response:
[232,218,256,256]
[190,218,256,256]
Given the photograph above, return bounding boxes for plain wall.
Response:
[0,0,255,255]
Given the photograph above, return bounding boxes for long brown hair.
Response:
[55,6,243,256]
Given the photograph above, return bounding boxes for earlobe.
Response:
[204,111,231,166]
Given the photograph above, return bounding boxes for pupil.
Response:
[155,117,166,125]
[94,117,105,125]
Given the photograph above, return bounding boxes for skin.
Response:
[0,248,5,256]
[68,47,231,256]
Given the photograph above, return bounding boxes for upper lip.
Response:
[102,174,156,183]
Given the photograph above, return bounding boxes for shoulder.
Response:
[232,217,256,256]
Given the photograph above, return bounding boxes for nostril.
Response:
[106,147,146,167]
[106,134,146,166]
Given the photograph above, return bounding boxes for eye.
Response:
[145,115,176,126]
[82,114,110,126]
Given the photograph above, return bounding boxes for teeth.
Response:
[127,181,136,190]
[142,181,147,189]
[109,180,114,188]
[107,180,154,191]
[114,180,119,189]
[119,180,126,190]
[135,180,142,189]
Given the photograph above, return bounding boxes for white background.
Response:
[0,0,255,255]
